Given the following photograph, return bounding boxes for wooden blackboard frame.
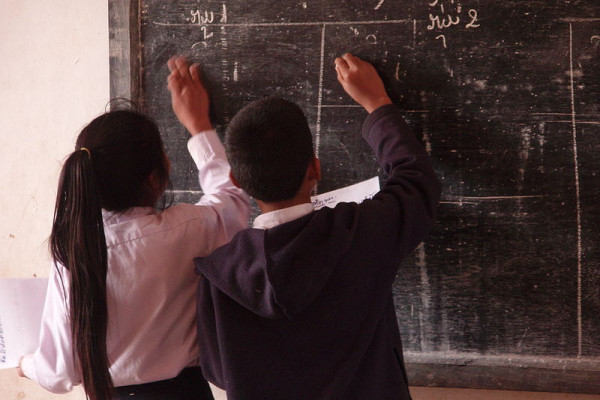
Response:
[108,0,600,394]
[109,0,140,102]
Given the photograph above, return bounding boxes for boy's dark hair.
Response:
[225,97,314,202]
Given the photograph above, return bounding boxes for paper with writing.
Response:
[311,176,380,210]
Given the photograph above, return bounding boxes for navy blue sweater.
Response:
[194,104,442,400]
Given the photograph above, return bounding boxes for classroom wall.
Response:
[0,1,597,399]
[0,0,108,398]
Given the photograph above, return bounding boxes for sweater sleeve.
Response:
[362,104,442,259]
[20,265,80,393]
[263,106,441,317]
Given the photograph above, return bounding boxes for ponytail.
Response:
[50,148,113,400]
[48,109,169,400]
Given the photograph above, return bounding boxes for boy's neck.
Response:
[256,194,312,214]
[251,157,321,215]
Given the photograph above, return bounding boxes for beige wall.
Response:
[0,1,597,399]
[0,0,109,398]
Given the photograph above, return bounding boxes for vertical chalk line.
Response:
[413,18,417,49]
[569,23,583,358]
[220,26,229,123]
[416,243,432,352]
[315,24,326,159]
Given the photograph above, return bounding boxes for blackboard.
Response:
[109,0,600,393]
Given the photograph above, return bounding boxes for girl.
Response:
[18,57,249,400]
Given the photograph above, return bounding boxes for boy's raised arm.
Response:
[334,53,392,113]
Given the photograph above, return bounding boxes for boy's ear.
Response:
[309,157,322,182]
[229,170,242,188]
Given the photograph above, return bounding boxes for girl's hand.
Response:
[17,356,27,378]
[167,56,213,135]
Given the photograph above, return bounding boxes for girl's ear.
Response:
[229,170,242,188]
[143,170,165,206]
[164,152,171,173]
[148,170,162,191]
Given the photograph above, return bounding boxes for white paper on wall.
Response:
[0,278,48,369]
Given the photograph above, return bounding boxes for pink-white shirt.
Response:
[21,130,250,393]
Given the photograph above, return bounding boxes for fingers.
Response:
[334,53,357,82]
[335,53,367,82]
[17,356,26,378]
[334,55,350,77]
[167,56,183,92]
[168,56,191,77]
[189,63,203,84]
[333,52,391,112]
[167,56,203,92]
[167,56,190,86]
[175,56,193,81]
[341,53,360,68]
[167,56,178,73]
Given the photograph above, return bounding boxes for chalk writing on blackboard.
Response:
[190,4,227,44]
[427,1,480,48]
[374,0,385,10]
[190,4,227,25]
[157,1,482,53]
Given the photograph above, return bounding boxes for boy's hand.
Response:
[167,56,212,135]
[334,53,392,113]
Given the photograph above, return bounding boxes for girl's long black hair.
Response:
[49,109,170,400]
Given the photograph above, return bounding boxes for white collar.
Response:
[253,203,314,230]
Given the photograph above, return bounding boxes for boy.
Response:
[174,53,441,399]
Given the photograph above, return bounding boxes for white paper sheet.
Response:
[0,278,48,369]
[311,176,380,210]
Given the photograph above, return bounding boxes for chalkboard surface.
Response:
[109,0,600,393]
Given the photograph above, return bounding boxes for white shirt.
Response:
[209,202,314,400]
[21,131,250,393]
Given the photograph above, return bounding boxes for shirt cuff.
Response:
[187,130,227,166]
[20,354,36,381]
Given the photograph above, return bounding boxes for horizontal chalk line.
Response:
[441,195,546,204]
[154,19,413,27]
[168,190,203,195]
[560,17,600,22]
